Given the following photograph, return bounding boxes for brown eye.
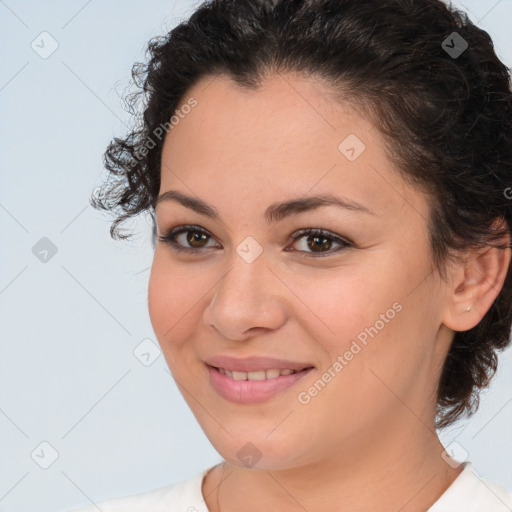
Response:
[158,225,218,252]
[186,230,209,248]
[158,225,353,257]
[288,228,353,257]
[306,235,333,252]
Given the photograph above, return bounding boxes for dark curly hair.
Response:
[91,0,512,429]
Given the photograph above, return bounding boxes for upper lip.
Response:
[205,355,315,372]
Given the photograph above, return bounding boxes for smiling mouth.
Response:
[205,364,315,404]
[208,365,314,381]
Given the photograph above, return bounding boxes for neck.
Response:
[202,413,463,512]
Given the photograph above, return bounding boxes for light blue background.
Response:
[1,1,511,511]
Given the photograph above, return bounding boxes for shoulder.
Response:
[428,461,512,512]
[66,467,212,512]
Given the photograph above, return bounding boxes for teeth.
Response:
[217,367,299,380]
[248,370,267,380]
[265,368,281,379]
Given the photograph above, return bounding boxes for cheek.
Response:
[148,258,170,339]
[147,254,199,358]
[307,290,434,430]
[290,268,389,351]
[292,267,419,400]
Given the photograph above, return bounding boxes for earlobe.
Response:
[442,238,511,333]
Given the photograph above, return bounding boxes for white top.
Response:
[68,461,512,512]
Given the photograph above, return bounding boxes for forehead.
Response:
[159,73,430,223]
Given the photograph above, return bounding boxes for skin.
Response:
[147,72,511,512]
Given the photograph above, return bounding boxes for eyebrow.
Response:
[156,189,375,223]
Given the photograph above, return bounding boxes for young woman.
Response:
[71,0,512,510]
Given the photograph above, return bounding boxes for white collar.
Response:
[427,461,512,511]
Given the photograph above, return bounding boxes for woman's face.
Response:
[148,73,453,469]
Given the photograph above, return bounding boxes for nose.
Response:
[202,247,288,341]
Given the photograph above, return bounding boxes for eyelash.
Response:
[158,225,353,258]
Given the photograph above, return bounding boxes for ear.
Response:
[442,226,511,332]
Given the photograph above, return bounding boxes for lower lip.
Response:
[206,364,314,404]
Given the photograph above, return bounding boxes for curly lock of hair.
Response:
[91,0,512,429]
